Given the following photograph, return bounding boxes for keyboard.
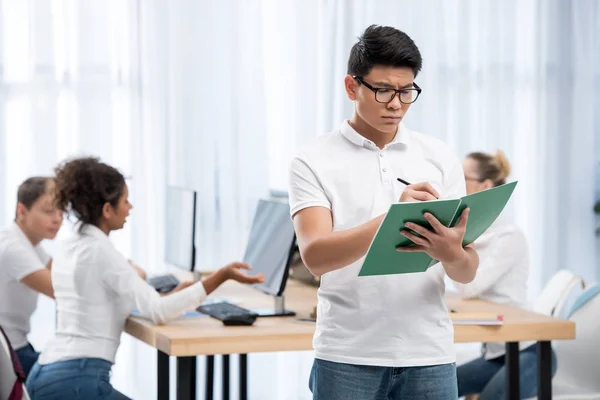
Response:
[147,274,179,293]
[196,301,258,326]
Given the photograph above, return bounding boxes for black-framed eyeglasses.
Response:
[353,76,422,104]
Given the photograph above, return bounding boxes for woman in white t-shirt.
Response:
[25,157,264,400]
[0,177,63,376]
[456,150,556,400]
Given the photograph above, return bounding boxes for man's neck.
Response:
[348,114,397,150]
[16,221,42,246]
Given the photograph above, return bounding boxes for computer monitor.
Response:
[164,186,197,271]
[242,198,296,317]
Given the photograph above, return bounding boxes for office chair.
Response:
[526,284,600,400]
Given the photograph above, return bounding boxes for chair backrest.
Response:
[0,326,28,400]
[552,284,600,394]
[533,270,585,317]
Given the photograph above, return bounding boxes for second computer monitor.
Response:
[164,186,197,271]
[243,199,296,298]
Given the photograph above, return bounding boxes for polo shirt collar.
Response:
[340,120,410,149]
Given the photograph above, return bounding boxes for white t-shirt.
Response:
[0,223,50,349]
[454,216,533,359]
[288,120,466,367]
[39,224,207,365]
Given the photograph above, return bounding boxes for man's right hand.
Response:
[399,182,439,202]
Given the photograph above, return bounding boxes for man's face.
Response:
[18,190,63,241]
[346,65,416,135]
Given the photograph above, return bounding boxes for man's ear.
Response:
[15,203,27,222]
[344,75,358,100]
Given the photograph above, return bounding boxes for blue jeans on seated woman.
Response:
[25,358,130,400]
[15,343,39,377]
[309,358,458,400]
[457,344,557,400]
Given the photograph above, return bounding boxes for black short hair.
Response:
[54,157,125,227]
[347,25,422,78]
[17,177,52,209]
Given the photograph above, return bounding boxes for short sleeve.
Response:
[34,244,51,266]
[288,154,331,217]
[0,240,47,281]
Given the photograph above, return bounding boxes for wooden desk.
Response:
[446,292,575,343]
[126,280,575,400]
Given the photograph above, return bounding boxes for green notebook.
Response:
[358,181,518,277]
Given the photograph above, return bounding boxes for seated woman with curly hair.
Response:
[25,157,264,400]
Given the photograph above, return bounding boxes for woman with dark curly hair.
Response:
[25,157,264,400]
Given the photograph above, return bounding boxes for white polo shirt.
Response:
[454,215,532,359]
[39,224,207,365]
[289,120,466,367]
[0,223,50,349]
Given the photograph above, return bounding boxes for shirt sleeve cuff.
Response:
[290,201,331,218]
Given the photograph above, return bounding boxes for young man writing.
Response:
[289,25,479,399]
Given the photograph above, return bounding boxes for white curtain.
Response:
[1,0,599,399]
[258,0,600,297]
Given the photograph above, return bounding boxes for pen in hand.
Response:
[397,178,440,201]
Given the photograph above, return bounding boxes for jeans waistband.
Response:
[41,357,112,373]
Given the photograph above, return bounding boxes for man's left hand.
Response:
[396,208,470,265]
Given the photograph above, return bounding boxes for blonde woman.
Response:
[456,150,556,400]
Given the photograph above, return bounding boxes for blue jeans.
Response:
[309,358,458,400]
[15,343,39,377]
[26,358,130,400]
[457,344,557,400]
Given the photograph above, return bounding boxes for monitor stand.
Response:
[251,295,296,317]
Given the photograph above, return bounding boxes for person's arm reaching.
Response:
[128,260,147,280]
[101,250,264,324]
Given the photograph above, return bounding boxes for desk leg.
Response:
[537,341,552,400]
[177,356,197,400]
[239,354,247,400]
[222,354,230,400]
[505,342,520,399]
[206,355,215,400]
[157,350,170,400]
